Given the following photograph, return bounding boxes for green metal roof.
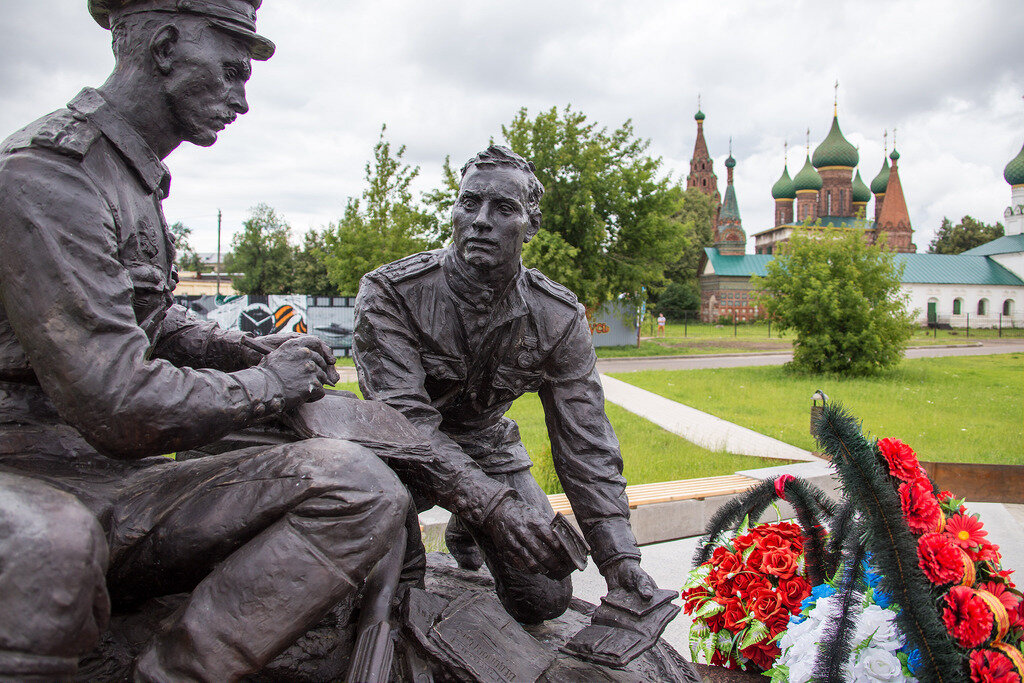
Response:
[719,184,741,223]
[703,247,1024,286]
[896,254,1024,285]
[1005,141,1024,186]
[962,234,1024,256]
[870,156,890,194]
[812,116,859,168]
[703,248,772,277]
[852,170,871,203]
[793,154,823,191]
[771,165,796,199]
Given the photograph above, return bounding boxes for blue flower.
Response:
[810,583,836,601]
[906,648,923,675]
[874,588,893,609]
[861,561,882,588]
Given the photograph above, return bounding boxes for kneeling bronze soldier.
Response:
[354,145,660,625]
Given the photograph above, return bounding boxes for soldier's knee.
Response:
[284,438,410,523]
[0,478,109,657]
[501,577,573,624]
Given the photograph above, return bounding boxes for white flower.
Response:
[851,647,906,682]
[854,605,902,652]
[787,655,815,683]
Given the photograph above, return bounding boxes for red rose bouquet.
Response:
[681,517,812,671]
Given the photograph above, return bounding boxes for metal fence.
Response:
[645,311,785,339]
[917,313,1024,339]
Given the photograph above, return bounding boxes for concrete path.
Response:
[599,374,818,462]
[596,339,1024,373]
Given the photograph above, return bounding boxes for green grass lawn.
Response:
[335,383,781,494]
[610,354,1024,465]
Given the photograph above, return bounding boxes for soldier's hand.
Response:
[601,557,657,601]
[259,336,339,408]
[485,497,568,576]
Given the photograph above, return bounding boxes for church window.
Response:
[977,299,989,315]
[1004,299,1015,316]
[953,298,962,315]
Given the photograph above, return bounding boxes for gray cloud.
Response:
[0,0,1020,255]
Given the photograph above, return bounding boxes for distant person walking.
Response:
[657,313,666,336]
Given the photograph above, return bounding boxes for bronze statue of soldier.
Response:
[0,2,410,681]
[354,145,662,625]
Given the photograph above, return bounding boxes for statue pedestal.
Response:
[78,553,701,682]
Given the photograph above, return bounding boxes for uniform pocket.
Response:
[493,364,543,396]
[420,352,466,381]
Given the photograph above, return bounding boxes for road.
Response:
[595,340,1024,373]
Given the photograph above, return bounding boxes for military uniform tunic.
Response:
[0,88,408,681]
[355,247,641,570]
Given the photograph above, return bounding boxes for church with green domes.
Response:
[753,110,916,255]
[692,107,1024,327]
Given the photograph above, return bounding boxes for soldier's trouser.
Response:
[437,468,573,624]
[0,474,109,683]
[1,437,409,683]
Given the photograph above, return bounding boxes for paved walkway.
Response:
[599,374,819,462]
[596,339,1024,373]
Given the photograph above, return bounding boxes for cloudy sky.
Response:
[1,0,1021,255]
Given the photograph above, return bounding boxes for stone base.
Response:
[77,553,700,682]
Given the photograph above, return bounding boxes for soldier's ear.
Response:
[524,213,541,243]
[150,24,180,75]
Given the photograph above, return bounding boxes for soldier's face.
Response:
[452,166,537,273]
[163,25,251,147]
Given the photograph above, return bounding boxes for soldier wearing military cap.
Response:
[0,3,409,681]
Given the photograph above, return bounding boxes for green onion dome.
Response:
[725,154,736,169]
[889,148,900,162]
[695,110,705,121]
[812,116,860,168]
[1004,142,1024,186]
[852,170,871,203]
[792,154,823,191]
[771,165,796,199]
[870,156,890,195]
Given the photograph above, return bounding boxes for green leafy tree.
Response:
[229,204,295,294]
[655,281,700,320]
[663,187,717,284]
[323,125,438,294]
[169,221,208,273]
[291,229,338,296]
[927,215,1004,254]
[754,227,914,375]
[501,105,688,310]
[421,155,460,245]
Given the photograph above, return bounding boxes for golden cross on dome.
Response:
[834,79,839,116]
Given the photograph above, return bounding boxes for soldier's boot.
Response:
[444,515,483,571]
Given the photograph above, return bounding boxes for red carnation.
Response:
[969,648,1019,683]
[943,586,993,649]
[878,437,922,482]
[900,477,943,534]
[968,538,1003,564]
[918,532,964,585]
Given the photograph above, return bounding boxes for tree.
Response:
[323,125,438,294]
[655,281,700,320]
[169,221,208,273]
[421,155,460,245]
[229,204,295,294]
[754,227,914,375]
[291,229,338,296]
[501,105,688,310]
[927,215,1004,254]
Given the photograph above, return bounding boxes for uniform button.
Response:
[469,391,477,401]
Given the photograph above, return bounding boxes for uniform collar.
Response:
[68,88,172,199]
[442,247,528,323]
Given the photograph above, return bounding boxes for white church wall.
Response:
[903,282,1024,328]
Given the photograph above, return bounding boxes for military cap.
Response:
[88,0,275,60]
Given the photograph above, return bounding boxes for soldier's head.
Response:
[89,0,274,149]
[453,146,545,276]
